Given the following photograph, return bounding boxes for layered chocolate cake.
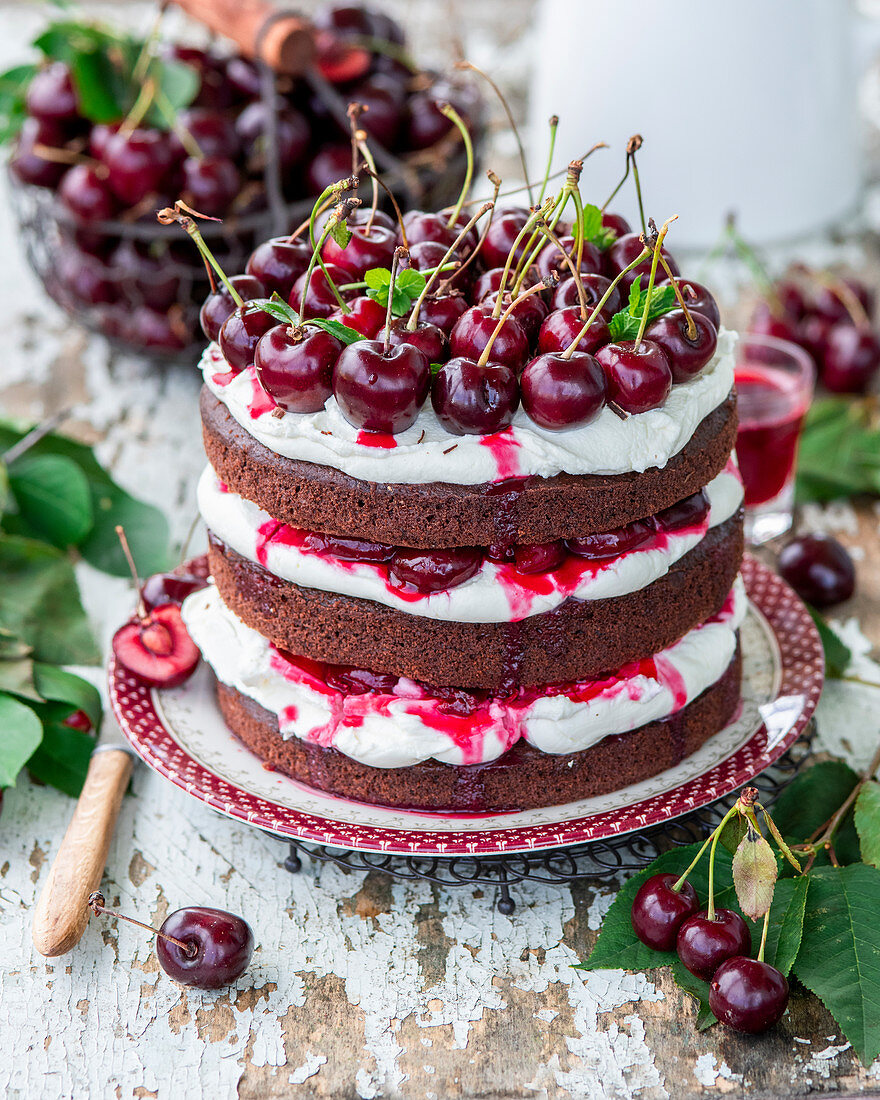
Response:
[179,192,744,813]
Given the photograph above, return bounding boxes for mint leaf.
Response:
[855,781,880,869]
[305,318,362,346]
[397,268,426,297]
[581,203,603,243]
[364,266,425,316]
[0,694,43,787]
[627,276,642,315]
[607,279,677,342]
[771,759,861,866]
[671,958,716,1029]
[33,663,101,729]
[808,607,851,678]
[26,701,95,797]
[794,863,880,1065]
[8,453,93,548]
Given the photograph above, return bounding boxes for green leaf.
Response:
[793,864,880,1065]
[0,654,40,702]
[0,63,37,143]
[305,318,363,346]
[250,296,300,327]
[0,693,43,787]
[771,760,860,855]
[607,279,678,342]
[8,453,93,548]
[808,608,851,678]
[26,705,94,798]
[69,50,126,124]
[581,203,603,243]
[79,481,171,578]
[364,266,425,317]
[0,535,99,665]
[397,269,427,297]
[732,826,778,919]
[717,811,748,855]
[765,874,809,977]
[796,397,880,505]
[671,958,716,1029]
[329,218,352,250]
[144,57,199,127]
[33,663,101,729]
[855,781,880,869]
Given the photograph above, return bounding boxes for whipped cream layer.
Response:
[199,463,744,624]
[182,578,746,768]
[200,327,736,485]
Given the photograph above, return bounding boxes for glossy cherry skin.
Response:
[409,240,470,293]
[219,305,276,371]
[255,325,342,411]
[798,313,834,363]
[538,307,611,357]
[536,236,603,281]
[157,907,254,990]
[595,340,673,414]
[748,303,799,345]
[200,275,265,343]
[646,309,718,381]
[821,325,880,393]
[481,290,549,343]
[58,248,116,306]
[305,143,354,194]
[245,237,311,297]
[605,233,679,290]
[333,340,430,433]
[551,273,621,319]
[59,164,117,222]
[419,294,468,331]
[289,263,351,320]
[111,604,200,688]
[323,222,398,278]
[10,117,67,187]
[405,91,454,150]
[102,128,173,205]
[480,208,532,270]
[26,62,79,123]
[777,533,855,608]
[402,209,459,249]
[602,211,632,238]
[175,107,241,160]
[568,519,655,561]
[331,296,387,339]
[666,278,722,331]
[655,490,710,533]
[775,278,809,322]
[303,532,394,563]
[709,957,789,1034]
[812,276,874,324]
[431,357,519,435]
[388,319,446,362]
[141,572,208,611]
[521,352,606,430]
[181,155,240,216]
[235,101,310,169]
[349,77,404,147]
[513,541,566,574]
[389,547,482,592]
[449,306,529,371]
[472,268,507,302]
[630,873,700,951]
[676,909,752,981]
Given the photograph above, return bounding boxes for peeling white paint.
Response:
[289,1052,327,1084]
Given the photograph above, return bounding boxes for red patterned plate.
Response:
[109,556,823,855]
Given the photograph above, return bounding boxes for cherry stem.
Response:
[362,163,410,248]
[569,163,586,277]
[347,104,380,235]
[707,802,739,922]
[808,736,880,849]
[131,7,165,87]
[725,215,780,310]
[758,907,771,963]
[634,216,676,347]
[495,197,556,318]
[476,278,555,368]
[31,143,96,168]
[437,172,502,294]
[671,802,739,894]
[119,76,157,138]
[407,202,493,330]
[288,195,336,243]
[115,525,146,620]
[2,408,72,465]
[536,216,588,319]
[306,178,360,314]
[88,892,197,959]
[383,247,407,352]
[458,145,605,212]
[814,271,871,331]
[655,241,697,339]
[301,198,359,324]
[560,247,650,360]
[512,189,573,296]
[456,60,532,204]
[601,143,631,213]
[626,135,647,238]
[158,202,242,307]
[153,89,203,159]
[536,115,559,206]
[441,103,474,229]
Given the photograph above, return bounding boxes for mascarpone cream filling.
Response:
[182,577,746,768]
[200,327,737,485]
[198,463,744,623]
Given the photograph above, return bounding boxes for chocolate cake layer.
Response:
[207,512,743,690]
[215,645,742,811]
[201,387,737,548]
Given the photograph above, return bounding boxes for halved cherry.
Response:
[112,604,200,688]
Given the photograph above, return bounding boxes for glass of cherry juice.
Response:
[735,334,814,545]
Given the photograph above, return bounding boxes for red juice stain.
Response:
[211,369,237,387]
[480,428,521,479]
[357,430,397,448]
[247,370,278,418]
[735,365,808,507]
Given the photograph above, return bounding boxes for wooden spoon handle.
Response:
[32,749,133,958]
[170,0,316,75]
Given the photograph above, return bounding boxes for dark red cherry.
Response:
[601,211,632,238]
[709,958,789,1034]
[63,708,93,732]
[537,307,611,357]
[315,4,404,42]
[11,117,67,187]
[389,547,482,592]
[349,77,404,147]
[812,276,874,324]
[181,155,240,216]
[324,665,399,694]
[777,533,855,608]
[480,208,531,270]
[305,144,355,194]
[333,340,430,433]
[551,273,621,319]
[409,239,470,293]
[176,107,240,160]
[595,340,673,414]
[775,278,809,322]
[821,325,880,393]
[128,306,190,352]
[472,268,507,302]
[402,209,459,249]
[606,232,679,291]
[405,91,454,150]
[798,313,834,363]
[676,909,751,981]
[449,306,529,370]
[567,519,655,560]
[245,237,311,297]
[236,101,311,169]
[111,240,179,311]
[536,236,602,281]
[59,164,117,222]
[219,304,275,371]
[168,45,234,111]
[419,294,468,331]
[431,357,519,435]
[654,490,710,533]
[254,325,342,411]
[157,907,254,990]
[521,352,606,430]
[58,248,116,306]
[304,532,394,563]
[668,278,722,331]
[26,62,79,123]
[513,540,566,574]
[112,604,200,688]
[330,295,386,338]
[323,222,398,278]
[141,572,208,611]
[388,319,446,362]
[289,263,351,320]
[200,275,265,343]
[748,302,800,345]
[630,873,699,951]
[482,290,548,342]
[646,309,718,381]
[102,128,173,206]
[225,56,262,99]
[314,30,372,84]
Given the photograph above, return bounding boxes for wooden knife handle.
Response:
[32,749,133,958]
[170,0,316,75]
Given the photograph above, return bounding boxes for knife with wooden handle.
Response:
[32,716,136,957]
[169,0,316,74]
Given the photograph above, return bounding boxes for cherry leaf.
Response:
[855,781,880,869]
[670,958,717,1029]
[250,296,299,328]
[732,826,778,920]
[717,810,748,855]
[0,693,43,787]
[330,218,352,250]
[808,608,852,679]
[304,318,362,346]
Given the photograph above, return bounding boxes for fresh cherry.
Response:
[63,708,93,732]
[513,540,566,574]
[630,873,700,951]
[245,237,311,297]
[671,279,722,331]
[709,957,789,1034]
[449,306,529,371]
[200,275,265,343]
[333,340,430,433]
[821,325,880,394]
[606,233,679,290]
[141,572,208,611]
[11,117,67,187]
[409,240,470,293]
[480,207,531,270]
[323,221,398,278]
[112,604,200,688]
[431,357,519,435]
[235,101,310,170]
[331,296,387,338]
[482,290,548,342]
[601,211,632,238]
[219,304,275,371]
[59,164,117,222]
[419,293,468,331]
[676,909,752,981]
[521,351,606,429]
[402,209,459,249]
[181,155,240,217]
[748,303,800,345]
[537,307,611,356]
[26,62,79,124]
[176,107,241,160]
[254,325,342,411]
[568,519,655,560]
[551,273,621,319]
[646,309,718,381]
[304,144,354,195]
[128,306,189,352]
[775,278,809,322]
[798,313,834,363]
[536,236,602,281]
[350,76,404,147]
[654,490,710,533]
[405,91,454,150]
[289,262,351,320]
[157,907,254,990]
[388,319,446,362]
[777,533,855,608]
[102,128,173,206]
[812,277,873,324]
[595,340,673,414]
[389,547,482,592]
